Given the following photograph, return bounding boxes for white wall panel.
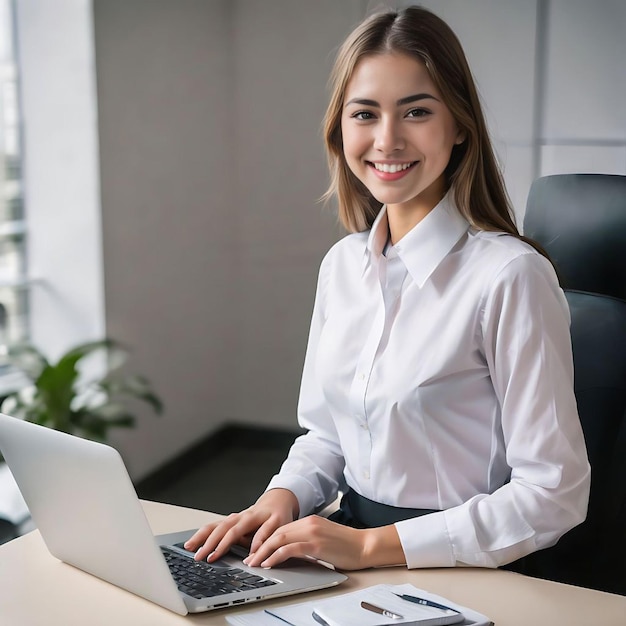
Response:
[542,0,626,141]
[540,144,626,177]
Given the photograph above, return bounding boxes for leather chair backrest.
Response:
[512,290,626,594]
[524,174,626,301]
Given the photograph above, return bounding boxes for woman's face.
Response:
[341,52,463,221]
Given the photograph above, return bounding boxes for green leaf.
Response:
[73,405,136,440]
[2,337,162,442]
[100,375,163,414]
[56,339,117,377]
[35,363,77,433]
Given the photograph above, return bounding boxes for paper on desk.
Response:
[0,462,29,524]
[225,583,493,626]
[226,603,320,626]
[313,585,461,625]
[391,584,493,626]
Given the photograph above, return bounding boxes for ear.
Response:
[454,129,467,145]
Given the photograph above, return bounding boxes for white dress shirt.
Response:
[266,192,590,568]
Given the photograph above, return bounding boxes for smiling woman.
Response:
[182,5,590,575]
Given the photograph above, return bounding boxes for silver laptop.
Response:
[0,413,347,615]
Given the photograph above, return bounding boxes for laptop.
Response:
[0,413,347,615]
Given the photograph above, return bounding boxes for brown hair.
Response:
[322,6,548,258]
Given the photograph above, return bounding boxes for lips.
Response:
[368,160,418,180]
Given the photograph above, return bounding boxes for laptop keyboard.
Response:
[160,546,277,600]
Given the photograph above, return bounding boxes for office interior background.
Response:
[1,0,625,488]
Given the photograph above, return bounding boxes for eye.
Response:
[351,110,376,121]
[406,108,431,119]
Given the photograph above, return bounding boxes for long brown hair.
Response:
[322,6,548,259]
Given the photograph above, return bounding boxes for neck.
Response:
[386,180,447,244]
[387,200,444,245]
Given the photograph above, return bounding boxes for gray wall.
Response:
[95,0,357,479]
[95,0,236,479]
[93,0,626,480]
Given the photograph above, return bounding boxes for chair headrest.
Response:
[524,174,626,300]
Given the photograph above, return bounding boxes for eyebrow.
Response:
[344,93,440,107]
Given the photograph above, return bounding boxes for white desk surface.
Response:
[1,500,625,625]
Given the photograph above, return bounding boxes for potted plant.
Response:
[0,338,163,448]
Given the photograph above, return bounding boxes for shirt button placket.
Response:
[349,265,387,490]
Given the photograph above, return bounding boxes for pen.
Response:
[394,593,461,614]
[361,600,404,619]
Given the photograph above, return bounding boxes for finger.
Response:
[199,511,271,562]
[208,518,264,562]
[244,528,303,568]
[249,517,285,554]
[260,541,311,569]
[184,521,222,550]
[192,514,247,561]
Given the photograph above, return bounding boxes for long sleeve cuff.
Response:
[265,474,321,519]
[395,511,455,568]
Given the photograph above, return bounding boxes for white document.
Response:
[226,583,494,626]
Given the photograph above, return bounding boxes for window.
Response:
[0,0,28,360]
[3,0,105,367]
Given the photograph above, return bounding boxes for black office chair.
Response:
[513,174,626,594]
[508,290,626,594]
[524,173,626,300]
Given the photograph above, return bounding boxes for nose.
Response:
[374,117,404,153]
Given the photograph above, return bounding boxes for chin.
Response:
[371,190,425,206]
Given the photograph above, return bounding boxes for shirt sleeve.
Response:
[395,252,591,568]
[265,252,346,517]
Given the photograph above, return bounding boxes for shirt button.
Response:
[363,470,370,479]
[360,423,368,430]
[358,373,365,381]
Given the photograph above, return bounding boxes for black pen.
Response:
[361,600,404,619]
[394,593,461,614]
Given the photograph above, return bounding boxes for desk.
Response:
[1,500,625,625]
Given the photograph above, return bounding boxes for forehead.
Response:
[344,52,436,100]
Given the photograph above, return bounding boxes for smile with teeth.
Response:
[371,161,416,173]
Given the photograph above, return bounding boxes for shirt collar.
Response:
[363,190,470,288]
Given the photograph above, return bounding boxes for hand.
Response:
[242,515,405,571]
[183,488,299,563]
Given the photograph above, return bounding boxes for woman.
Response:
[186,6,590,571]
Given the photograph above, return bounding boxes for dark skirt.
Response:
[327,488,438,528]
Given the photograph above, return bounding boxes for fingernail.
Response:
[207,550,216,562]
[243,553,254,565]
